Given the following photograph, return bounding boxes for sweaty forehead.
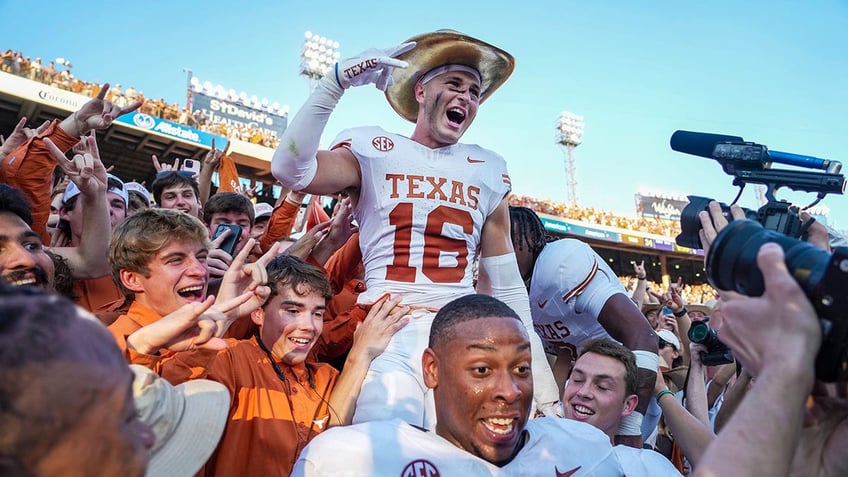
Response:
[442,316,527,351]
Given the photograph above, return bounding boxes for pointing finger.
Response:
[97,83,110,100]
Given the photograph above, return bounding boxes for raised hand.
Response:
[44,134,107,197]
[0,117,51,162]
[698,201,747,257]
[349,294,410,361]
[633,259,646,280]
[203,137,229,170]
[125,292,254,354]
[330,42,416,91]
[648,276,685,313]
[67,83,141,135]
[283,220,331,260]
[324,197,357,249]
[151,154,181,173]
[216,238,280,328]
[235,183,259,200]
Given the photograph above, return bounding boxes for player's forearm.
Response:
[696,362,813,477]
[271,78,343,191]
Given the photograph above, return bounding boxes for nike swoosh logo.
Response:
[538,300,548,308]
[466,156,485,163]
[556,466,581,477]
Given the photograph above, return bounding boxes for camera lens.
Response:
[688,321,711,344]
[706,219,831,297]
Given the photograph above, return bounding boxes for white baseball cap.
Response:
[124,181,151,207]
[254,202,274,220]
[657,329,681,351]
[63,173,128,206]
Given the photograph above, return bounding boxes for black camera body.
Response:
[672,131,848,381]
[688,321,734,366]
[670,131,845,250]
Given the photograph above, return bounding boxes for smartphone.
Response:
[213,224,242,256]
[181,158,201,176]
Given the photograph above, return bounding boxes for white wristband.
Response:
[617,411,644,436]
[633,350,660,372]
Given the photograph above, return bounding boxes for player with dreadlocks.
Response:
[509,206,659,448]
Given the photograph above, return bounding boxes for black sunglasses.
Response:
[155,170,196,180]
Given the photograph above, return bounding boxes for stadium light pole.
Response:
[556,111,584,207]
[299,31,340,93]
[182,67,193,111]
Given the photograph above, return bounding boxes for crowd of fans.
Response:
[1,48,281,149]
[510,194,683,238]
[1,42,842,477]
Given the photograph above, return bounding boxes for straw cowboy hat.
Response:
[385,29,515,122]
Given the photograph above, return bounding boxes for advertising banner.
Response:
[115,111,227,149]
[636,193,690,221]
[191,91,287,141]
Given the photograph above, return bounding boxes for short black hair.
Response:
[429,294,520,349]
[203,192,254,226]
[150,171,200,206]
[0,184,33,225]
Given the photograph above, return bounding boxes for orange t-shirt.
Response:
[72,274,125,315]
[201,337,339,477]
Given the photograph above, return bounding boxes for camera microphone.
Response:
[670,130,744,159]
[671,130,842,173]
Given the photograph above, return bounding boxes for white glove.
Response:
[329,42,416,91]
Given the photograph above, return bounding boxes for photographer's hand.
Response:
[800,210,831,252]
[719,242,820,376]
[698,201,747,257]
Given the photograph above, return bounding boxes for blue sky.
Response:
[2,0,846,230]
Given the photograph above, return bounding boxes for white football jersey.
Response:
[332,126,511,308]
[613,445,683,477]
[528,239,628,355]
[292,418,624,477]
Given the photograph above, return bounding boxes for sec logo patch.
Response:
[372,136,394,151]
[401,459,439,477]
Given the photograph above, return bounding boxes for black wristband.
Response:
[673,307,688,318]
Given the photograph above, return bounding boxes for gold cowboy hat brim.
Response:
[385,29,515,123]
